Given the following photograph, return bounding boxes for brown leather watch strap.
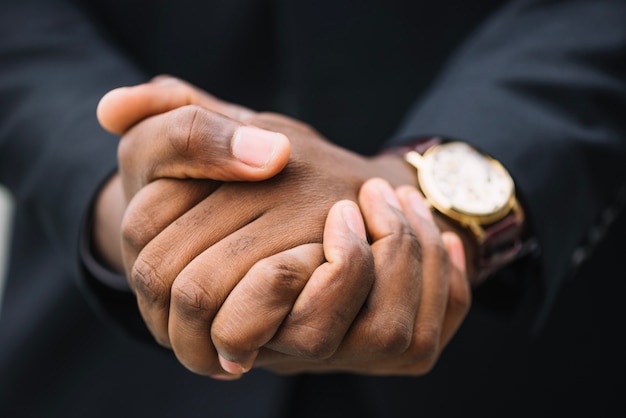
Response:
[475,206,524,283]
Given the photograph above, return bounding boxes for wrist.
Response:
[370,153,418,189]
[92,173,126,274]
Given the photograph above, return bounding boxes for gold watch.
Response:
[401,138,525,284]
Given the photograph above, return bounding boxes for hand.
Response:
[96,76,468,378]
[93,76,291,272]
[214,178,470,377]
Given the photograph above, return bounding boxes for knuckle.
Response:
[121,208,159,253]
[299,338,337,360]
[450,286,472,316]
[168,105,200,156]
[130,255,169,305]
[251,258,308,293]
[347,237,375,264]
[394,222,423,260]
[368,316,413,356]
[288,326,338,360]
[331,238,375,282]
[170,276,216,319]
[359,247,376,276]
[410,323,440,365]
[166,105,215,158]
[211,323,249,356]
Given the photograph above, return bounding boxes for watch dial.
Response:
[421,142,514,216]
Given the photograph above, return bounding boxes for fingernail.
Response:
[151,75,179,85]
[374,179,401,209]
[342,204,366,239]
[232,126,287,168]
[210,373,242,381]
[219,354,249,375]
[407,190,433,220]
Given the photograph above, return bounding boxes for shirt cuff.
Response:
[79,193,131,292]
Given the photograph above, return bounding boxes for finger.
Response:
[265,200,373,360]
[166,199,369,374]
[121,179,218,278]
[127,182,266,351]
[131,174,324,372]
[328,178,423,362]
[124,180,217,348]
[168,198,369,373]
[116,105,291,198]
[211,243,325,375]
[165,213,318,375]
[438,232,471,349]
[97,75,256,134]
[396,186,451,374]
[258,235,471,377]
[253,188,465,377]
[330,184,446,374]
[347,232,470,377]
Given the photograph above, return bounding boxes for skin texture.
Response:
[94,77,472,378]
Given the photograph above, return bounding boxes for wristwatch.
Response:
[398,138,525,284]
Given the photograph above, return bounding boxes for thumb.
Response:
[97,75,255,134]
[117,106,291,197]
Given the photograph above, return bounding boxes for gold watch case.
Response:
[405,141,520,243]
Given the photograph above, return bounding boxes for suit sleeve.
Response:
[388,0,626,324]
[0,0,152,339]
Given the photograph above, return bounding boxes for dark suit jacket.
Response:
[1,0,624,416]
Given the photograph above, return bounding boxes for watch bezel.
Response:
[417,142,517,227]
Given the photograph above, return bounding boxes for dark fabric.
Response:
[389,0,626,325]
[1,0,624,416]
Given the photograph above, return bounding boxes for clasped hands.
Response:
[94,76,471,379]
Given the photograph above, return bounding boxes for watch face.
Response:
[419,142,515,219]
